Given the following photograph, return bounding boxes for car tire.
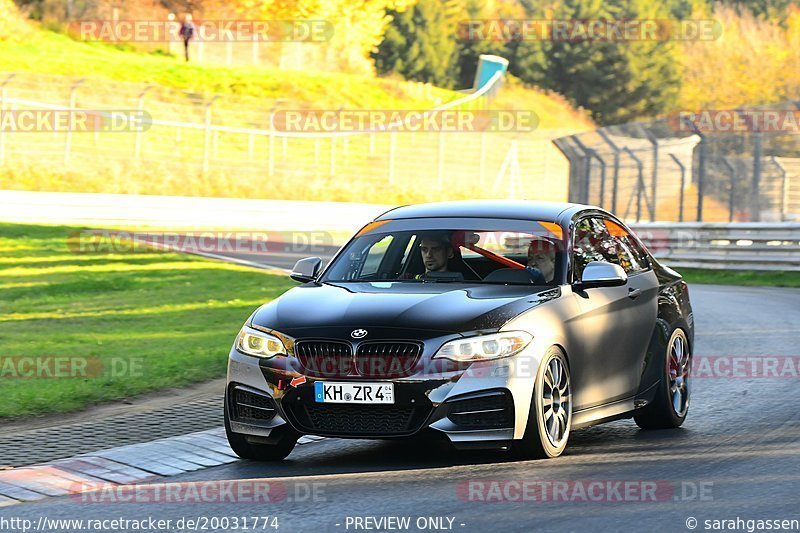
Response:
[513,346,572,459]
[224,396,298,461]
[634,328,691,430]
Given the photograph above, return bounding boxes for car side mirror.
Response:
[290,257,322,283]
[575,261,627,290]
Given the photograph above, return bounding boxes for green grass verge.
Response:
[679,268,800,288]
[0,222,294,418]
[0,29,452,110]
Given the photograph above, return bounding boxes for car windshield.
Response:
[322,220,565,285]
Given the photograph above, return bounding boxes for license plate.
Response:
[314,381,394,404]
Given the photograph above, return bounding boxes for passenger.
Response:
[526,238,557,284]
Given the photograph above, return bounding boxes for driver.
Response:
[419,232,454,273]
[526,238,557,283]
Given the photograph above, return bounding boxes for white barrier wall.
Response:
[0,190,391,234]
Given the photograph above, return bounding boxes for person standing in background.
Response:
[179,14,195,62]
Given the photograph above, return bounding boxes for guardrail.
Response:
[631,223,800,271]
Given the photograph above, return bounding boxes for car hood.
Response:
[251,281,558,336]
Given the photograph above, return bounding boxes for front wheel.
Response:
[634,328,691,429]
[224,396,298,461]
[513,347,572,459]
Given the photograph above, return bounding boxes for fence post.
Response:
[326,106,343,176]
[572,136,593,204]
[267,102,281,177]
[388,130,396,185]
[202,95,218,174]
[642,126,658,221]
[680,114,708,221]
[696,137,707,222]
[479,131,487,187]
[64,78,85,167]
[134,86,152,161]
[437,132,445,189]
[590,149,606,207]
[597,130,620,213]
[623,147,646,222]
[329,137,336,177]
[0,74,15,165]
[751,131,762,222]
[772,156,788,221]
[669,154,686,222]
[720,157,737,222]
[552,136,586,204]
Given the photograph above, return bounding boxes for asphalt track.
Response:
[3,248,800,532]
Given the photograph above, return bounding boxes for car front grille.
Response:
[295,340,354,377]
[446,391,514,429]
[284,403,428,436]
[295,340,423,378]
[355,342,422,378]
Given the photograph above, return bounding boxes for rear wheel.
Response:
[634,328,691,429]
[514,347,572,459]
[224,396,298,461]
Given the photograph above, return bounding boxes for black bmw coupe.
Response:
[225,201,694,460]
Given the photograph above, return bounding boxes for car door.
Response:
[570,216,658,410]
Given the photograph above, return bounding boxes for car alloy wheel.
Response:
[634,327,691,429]
[542,353,572,447]
[668,329,691,418]
[514,347,572,459]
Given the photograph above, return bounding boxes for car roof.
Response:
[374,200,597,224]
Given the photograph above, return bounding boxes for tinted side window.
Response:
[603,220,650,274]
[572,217,619,279]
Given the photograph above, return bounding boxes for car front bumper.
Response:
[226,338,544,448]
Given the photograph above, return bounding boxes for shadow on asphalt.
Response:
[221,422,696,479]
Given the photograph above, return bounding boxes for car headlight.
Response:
[236,328,287,358]
[432,331,532,362]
